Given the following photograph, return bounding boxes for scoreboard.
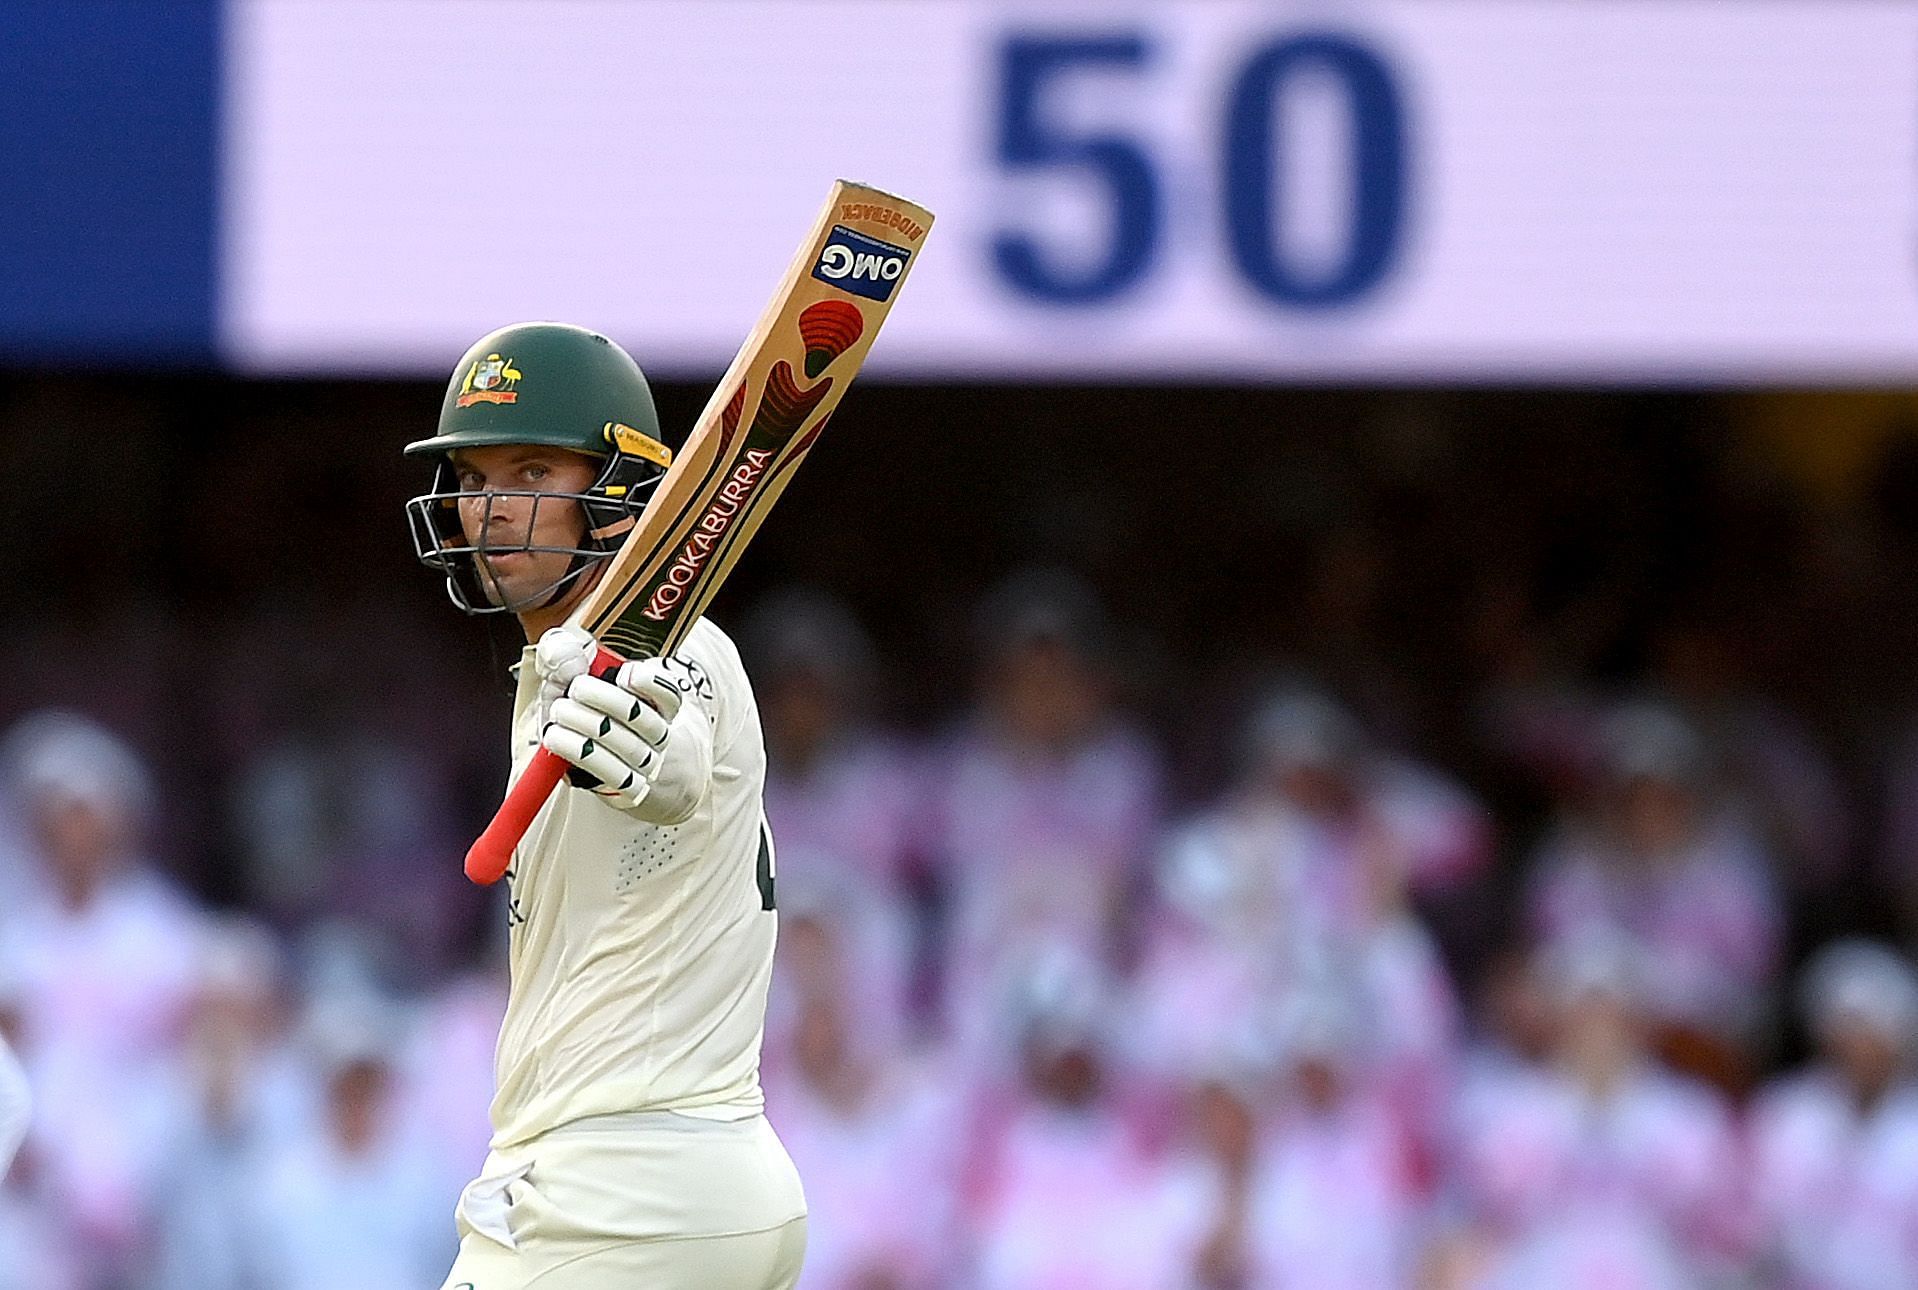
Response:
[6,1,1917,384]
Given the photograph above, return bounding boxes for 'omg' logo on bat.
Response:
[812,226,911,302]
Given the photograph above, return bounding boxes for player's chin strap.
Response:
[462,545,607,617]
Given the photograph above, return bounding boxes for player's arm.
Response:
[532,625,714,825]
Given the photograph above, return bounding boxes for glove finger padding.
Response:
[563,674,671,748]
[541,720,652,802]
[613,660,686,724]
[548,696,659,771]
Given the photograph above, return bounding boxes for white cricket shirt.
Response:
[489,618,778,1151]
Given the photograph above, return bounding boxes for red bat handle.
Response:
[465,645,625,885]
[464,750,566,885]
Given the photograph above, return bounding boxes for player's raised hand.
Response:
[533,626,706,818]
[531,623,599,710]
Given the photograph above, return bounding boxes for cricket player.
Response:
[406,322,806,1288]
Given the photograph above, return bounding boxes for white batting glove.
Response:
[532,626,707,819]
[532,624,599,716]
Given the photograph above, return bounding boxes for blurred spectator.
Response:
[228,708,467,975]
[1652,620,1854,891]
[763,907,966,1290]
[401,945,509,1204]
[1245,686,1491,896]
[751,589,923,897]
[966,949,1209,1290]
[921,572,1163,1057]
[1173,1074,1258,1290]
[1447,937,1744,1289]
[244,999,451,1290]
[1133,687,1462,1136]
[1432,947,1560,1289]
[1527,703,1782,1067]
[1749,940,1918,1290]
[0,712,203,1280]
[749,590,929,1039]
[1455,947,1558,1098]
[766,878,917,1101]
[1234,990,1425,1289]
[152,920,310,1290]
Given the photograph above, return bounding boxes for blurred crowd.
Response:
[7,560,1918,1290]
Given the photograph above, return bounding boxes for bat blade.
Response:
[464,181,933,885]
[578,181,931,659]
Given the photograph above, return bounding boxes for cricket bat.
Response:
[464,180,933,885]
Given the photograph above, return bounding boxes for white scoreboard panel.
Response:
[222,0,1918,384]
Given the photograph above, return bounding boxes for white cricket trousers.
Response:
[438,1110,807,1290]
[438,1216,806,1289]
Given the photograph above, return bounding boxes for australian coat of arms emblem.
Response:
[456,353,523,407]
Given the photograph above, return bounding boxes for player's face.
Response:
[450,445,601,611]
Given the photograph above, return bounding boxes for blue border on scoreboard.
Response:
[0,0,220,365]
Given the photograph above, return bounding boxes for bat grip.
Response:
[464,645,625,885]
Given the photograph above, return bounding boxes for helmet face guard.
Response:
[405,447,662,615]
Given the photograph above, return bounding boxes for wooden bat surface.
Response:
[466,180,933,884]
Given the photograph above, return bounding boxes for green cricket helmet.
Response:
[404,322,677,615]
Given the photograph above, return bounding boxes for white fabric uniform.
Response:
[442,620,805,1289]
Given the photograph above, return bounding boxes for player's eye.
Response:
[457,470,484,491]
[523,463,550,483]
